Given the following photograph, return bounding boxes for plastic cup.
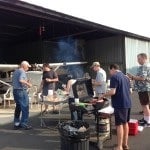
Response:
[48,90,53,96]
[75,98,79,104]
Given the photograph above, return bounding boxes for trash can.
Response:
[58,120,90,150]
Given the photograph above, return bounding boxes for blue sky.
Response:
[21,0,150,38]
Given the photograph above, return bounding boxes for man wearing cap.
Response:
[91,61,107,97]
[12,60,32,130]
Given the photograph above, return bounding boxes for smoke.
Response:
[54,37,84,62]
[54,37,85,78]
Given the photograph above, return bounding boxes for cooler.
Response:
[128,119,138,135]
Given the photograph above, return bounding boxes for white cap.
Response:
[21,61,31,67]
[90,62,100,68]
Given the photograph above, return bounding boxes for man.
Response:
[63,74,78,120]
[100,64,132,150]
[127,53,150,127]
[12,61,32,130]
[39,63,58,113]
[91,61,106,97]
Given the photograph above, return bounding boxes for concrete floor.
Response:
[0,92,150,150]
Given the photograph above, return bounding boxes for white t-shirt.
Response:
[68,79,76,98]
[95,68,106,94]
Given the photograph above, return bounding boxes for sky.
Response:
[21,0,150,38]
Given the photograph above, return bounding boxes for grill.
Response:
[72,78,94,103]
[71,78,113,150]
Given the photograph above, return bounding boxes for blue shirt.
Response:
[12,69,28,89]
[110,71,132,109]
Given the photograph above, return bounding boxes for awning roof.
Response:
[0,0,149,45]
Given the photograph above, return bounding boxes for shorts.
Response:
[138,91,150,105]
[114,108,130,126]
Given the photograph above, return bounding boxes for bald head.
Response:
[20,61,31,71]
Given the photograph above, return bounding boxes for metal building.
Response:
[0,0,150,78]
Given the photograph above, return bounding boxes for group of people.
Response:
[88,60,131,150]
[11,52,150,150]
[91,53,150,150]
[12,61,58,130]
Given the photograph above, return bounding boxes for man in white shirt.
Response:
[91,61,107,97]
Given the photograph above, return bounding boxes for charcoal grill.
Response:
[71,78,113,149]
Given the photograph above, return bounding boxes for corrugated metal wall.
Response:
[125,37,150,75]
[4,41,43,64]
[85,35,125,79]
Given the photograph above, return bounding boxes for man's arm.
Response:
[20,79,32,88]
[127,73,145,81]
[99,88,116,100]
[46,77,58,82]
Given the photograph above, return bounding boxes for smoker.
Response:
[72,78,113,150]
[70,78,94,120]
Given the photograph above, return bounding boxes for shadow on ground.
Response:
[0,92,150,150]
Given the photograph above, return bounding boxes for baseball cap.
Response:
[90,62,100,68]
[21,61,31,67]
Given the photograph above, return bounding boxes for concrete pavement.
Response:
[0,92,150,150]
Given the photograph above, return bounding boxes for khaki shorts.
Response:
[138,91,150,105]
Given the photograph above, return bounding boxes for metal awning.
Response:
[0,0,149,45]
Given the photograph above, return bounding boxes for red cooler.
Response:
[128,119,138,135]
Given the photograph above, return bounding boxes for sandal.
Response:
[113,147,123,150]
[122,145,129,150]
[42,110,48,114]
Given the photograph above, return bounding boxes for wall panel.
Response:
[85,35,125,78]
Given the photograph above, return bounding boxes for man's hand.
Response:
[27,79,32,88]
[27,82,32,88]
[92,79,95,84]
[126,73,134,80]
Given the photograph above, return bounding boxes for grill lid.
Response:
[72,78,94,102]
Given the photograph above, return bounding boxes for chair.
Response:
[2,86,14,108]
[28,85,38,109]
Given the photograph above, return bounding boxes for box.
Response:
[128,119,138,135]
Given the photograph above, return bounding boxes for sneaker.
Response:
[52,110,59,114]
[138,118,147,126]
[145,123,150,127]
[14,124,22,130]
[42,110,48,114]
[138,119,150,127]
[21,124,32,130]
[138,118,145,123]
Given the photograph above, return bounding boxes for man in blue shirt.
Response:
[12,61,32,130]
[100,64,132,150]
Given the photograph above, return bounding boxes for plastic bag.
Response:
[58,120,90,139]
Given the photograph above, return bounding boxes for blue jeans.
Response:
[13,89,29,126]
